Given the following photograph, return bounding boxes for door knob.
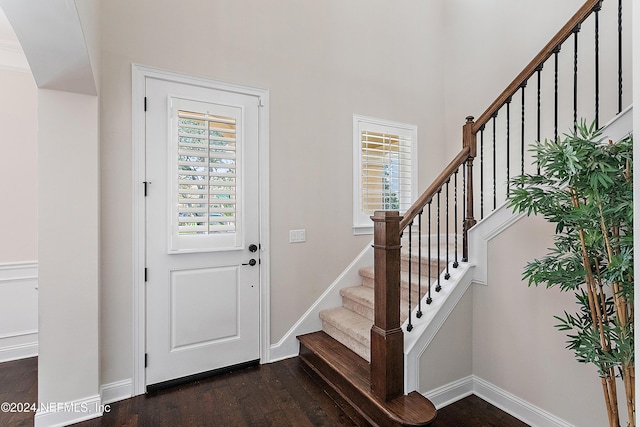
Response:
[242,259,257,266]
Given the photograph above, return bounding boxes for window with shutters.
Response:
[353,115,417,235]
[169,97,243,252]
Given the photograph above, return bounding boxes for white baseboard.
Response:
[100,379,133,405]
[34,394,103,427]
[473,376,574,427]
[423,376,574,427]
[424,375,474,408]
[0,331,38,362]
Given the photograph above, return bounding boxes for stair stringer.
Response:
[403,262,474,393]
[268,241,373,362]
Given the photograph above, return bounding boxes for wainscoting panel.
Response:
[0,262,38,362]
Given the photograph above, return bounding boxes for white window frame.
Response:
[353,115,418,235]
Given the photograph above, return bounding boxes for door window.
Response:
[170,98,243,252]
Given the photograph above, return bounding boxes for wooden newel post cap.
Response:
[465,116,475,124]
[371,210,401,222]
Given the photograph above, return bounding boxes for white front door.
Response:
[145,77,261,387]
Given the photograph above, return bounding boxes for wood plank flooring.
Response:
[0,357,529,427]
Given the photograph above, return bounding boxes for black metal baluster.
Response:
[445,180,450,280]
[417,211,423,318]
[427,202,432,304]
[594,1,602,128]
[574,24,581,132]
[492,113,497,210]
[506,96,512,196]
[553,45,561,142]
[407,221,413,332]
[479,125,485,219]
[453,169,459,268]
[618,0,623,113]
[462,159,467,263]
[436,189,442,292]
[536,65,543,175]
[520,83,526,178]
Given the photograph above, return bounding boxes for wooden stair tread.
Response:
[298,331,437,426]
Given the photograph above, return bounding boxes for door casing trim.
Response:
[131,64,270,396]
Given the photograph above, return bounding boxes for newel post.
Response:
[370,211,403,401]
[462,116,477,262]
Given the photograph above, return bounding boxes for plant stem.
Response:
[572,189,619,426]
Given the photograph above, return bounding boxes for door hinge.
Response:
[145,268,148,282]
[258,98,264,108]
[143,181,149,196]
[144,97,147,112]
[145,353,148,367]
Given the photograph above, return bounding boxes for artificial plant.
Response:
[507,120,634,427]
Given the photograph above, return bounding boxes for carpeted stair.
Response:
[318,239,449,361]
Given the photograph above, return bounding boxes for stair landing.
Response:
[298,331,437,426]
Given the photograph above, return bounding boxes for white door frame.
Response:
[131,64,270,396]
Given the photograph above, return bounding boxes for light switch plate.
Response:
[289,229,306,243]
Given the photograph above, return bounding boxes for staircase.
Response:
[296,0,629,425]
[318,242,447,362]
[298,232,453,426]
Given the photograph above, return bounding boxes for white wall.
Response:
[0,1,103,425]
[0,57,37,262]
[419,287,473,392]
[442,0,586,159]
[0,14,38,363]
[37,88,100,407]
[474,215,611,426]
[99,0,448,387]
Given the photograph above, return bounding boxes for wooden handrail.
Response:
[400,146,471,231]
[472,0,602,133]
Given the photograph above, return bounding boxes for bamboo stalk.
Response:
[599,203,629,326]
[600,377,615,427]
[624,363,635,427]
[598,201,635,427]
[571,189,620,427]
[605,372,620,427]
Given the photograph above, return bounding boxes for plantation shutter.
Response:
[177,110,237,236]
[360,130,412,215]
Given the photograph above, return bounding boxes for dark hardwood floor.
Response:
[0,357,528,427]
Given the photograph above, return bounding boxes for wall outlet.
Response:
[289,229,306,243]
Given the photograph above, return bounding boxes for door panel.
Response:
[170,266,239,349]
[145,77,260,387]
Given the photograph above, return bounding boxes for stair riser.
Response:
[321,321,370,362]
[341,288,430,323]
[342,296,413,323]
[361,274,440,295]
[342,297,374,323]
